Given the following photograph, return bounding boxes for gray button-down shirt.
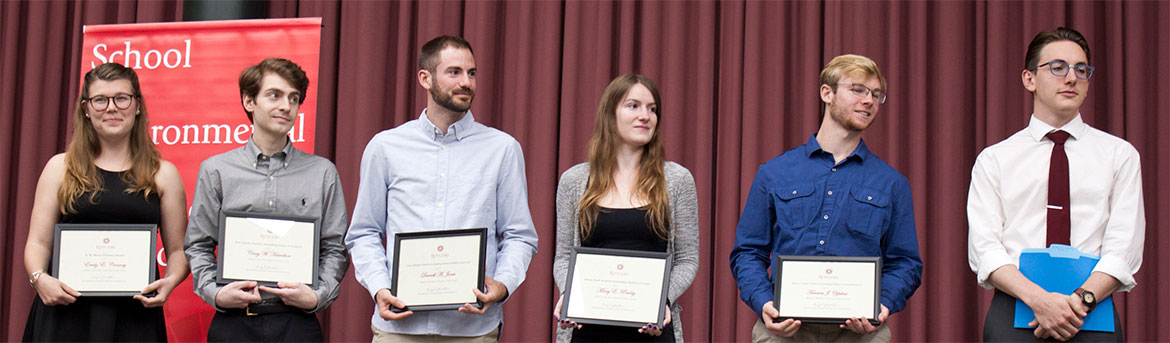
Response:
[346,110,539,336]
[184,137,349,313]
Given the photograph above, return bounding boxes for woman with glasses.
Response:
[22,62,188,341]
[552,74,699,342]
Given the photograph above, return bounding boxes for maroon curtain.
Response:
[2,1,1167,342]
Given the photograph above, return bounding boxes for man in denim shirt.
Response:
[730,54,922,342]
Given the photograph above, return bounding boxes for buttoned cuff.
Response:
[1093,255,1136,292]
[366,277,392,300]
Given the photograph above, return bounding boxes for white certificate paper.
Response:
[565,251,668,326]
[56,230,153,293]
[777,259,877,319]
[395,234,482,307]
[220,216,316,284]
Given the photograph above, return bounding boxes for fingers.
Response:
[378,307,414,320]
[459,302,487,314]
[767,318,800,337]
[60,282,81,298]
[555,319,582,329]
[638,323,663,336]
[141,279,163,294]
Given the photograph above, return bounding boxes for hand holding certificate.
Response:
[52,224,158,296]
[559,247,672,328]
[773,256,882,326]
[390,228,488,312]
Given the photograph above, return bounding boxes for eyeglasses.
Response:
[837,84,887,104]
[1029,60,1095,80]
[84,94,136,111]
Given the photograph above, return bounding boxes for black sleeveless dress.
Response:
[572,207,674,343]
[23,169,167,342]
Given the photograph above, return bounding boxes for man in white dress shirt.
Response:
[967,27,1144,342]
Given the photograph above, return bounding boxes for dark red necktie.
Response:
[1046,130,1071,246]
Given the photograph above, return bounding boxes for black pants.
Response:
[207,310,323,342]
[984,290,1122,342]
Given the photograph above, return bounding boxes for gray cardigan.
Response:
[553,162,700,342]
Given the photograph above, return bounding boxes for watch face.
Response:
[1084,292,1095,303]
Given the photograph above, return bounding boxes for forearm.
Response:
[1079,272,1121,298]
[987,264,1048,303]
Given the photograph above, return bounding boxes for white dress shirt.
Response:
[968,114,1145,291]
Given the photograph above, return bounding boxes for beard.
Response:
[429,83,474,113]
[829,105,874,132]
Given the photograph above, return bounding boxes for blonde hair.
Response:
[578,74,671,242]
[59,63,160,214]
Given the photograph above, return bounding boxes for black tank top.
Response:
[60,168,161,226]
[582,207,668,252]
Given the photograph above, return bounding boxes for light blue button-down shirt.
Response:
[345,110,539,336]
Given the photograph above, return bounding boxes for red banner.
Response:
[80,18,322,342]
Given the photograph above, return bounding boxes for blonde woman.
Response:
[23,63,188,341]
[553,74,699,342]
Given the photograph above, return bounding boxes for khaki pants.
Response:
[371,324,500,343]
[752,320,891,343]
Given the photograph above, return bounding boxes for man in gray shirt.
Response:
[184,58,348,342]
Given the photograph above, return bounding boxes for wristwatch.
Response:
[1074,287,1097,311]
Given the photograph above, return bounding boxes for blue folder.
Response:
[1013,244,1114,332]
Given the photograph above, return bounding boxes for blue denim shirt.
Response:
[730,134,922,318]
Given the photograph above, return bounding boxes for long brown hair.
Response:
[59,63,161,213]
[578,74,670,241]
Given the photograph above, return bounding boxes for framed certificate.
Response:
[773,255,881,325]
[560,247,671,328]
[52,224,157,296]
[216,211,320,286]
[391,228,487,312]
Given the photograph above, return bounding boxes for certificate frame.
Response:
[52,223,158,296]
[560,246,672,328]
[216,210,320,287]
[390,228,488,312]
[773,255,882,325]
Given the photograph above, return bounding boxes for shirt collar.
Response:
[244,136,293,163]
[1027,113,1087,142]
[802,133,871,162]
[420,108,476,141]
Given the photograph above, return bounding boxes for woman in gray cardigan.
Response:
[552,74,699,342]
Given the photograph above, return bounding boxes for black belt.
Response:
[225,300,301,316]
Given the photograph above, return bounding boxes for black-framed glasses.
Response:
[837,83,887,104]
[1030,60,1095,80]
[84,93,136,111]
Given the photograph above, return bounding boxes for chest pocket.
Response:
[773,184,817,230]
[847,187,890,238]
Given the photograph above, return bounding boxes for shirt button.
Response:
[268,200,274,207]
[823,214,829,220]
[441,145,447,149]
[792,190,798,195]
[819,240,825,245]
[283,163,288,167]
[867,196,873,201]
[440,173,445,177]
[269,176,274,181]
[832,168,837,172]
[437,203,444,208]
[827,190,833,196]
